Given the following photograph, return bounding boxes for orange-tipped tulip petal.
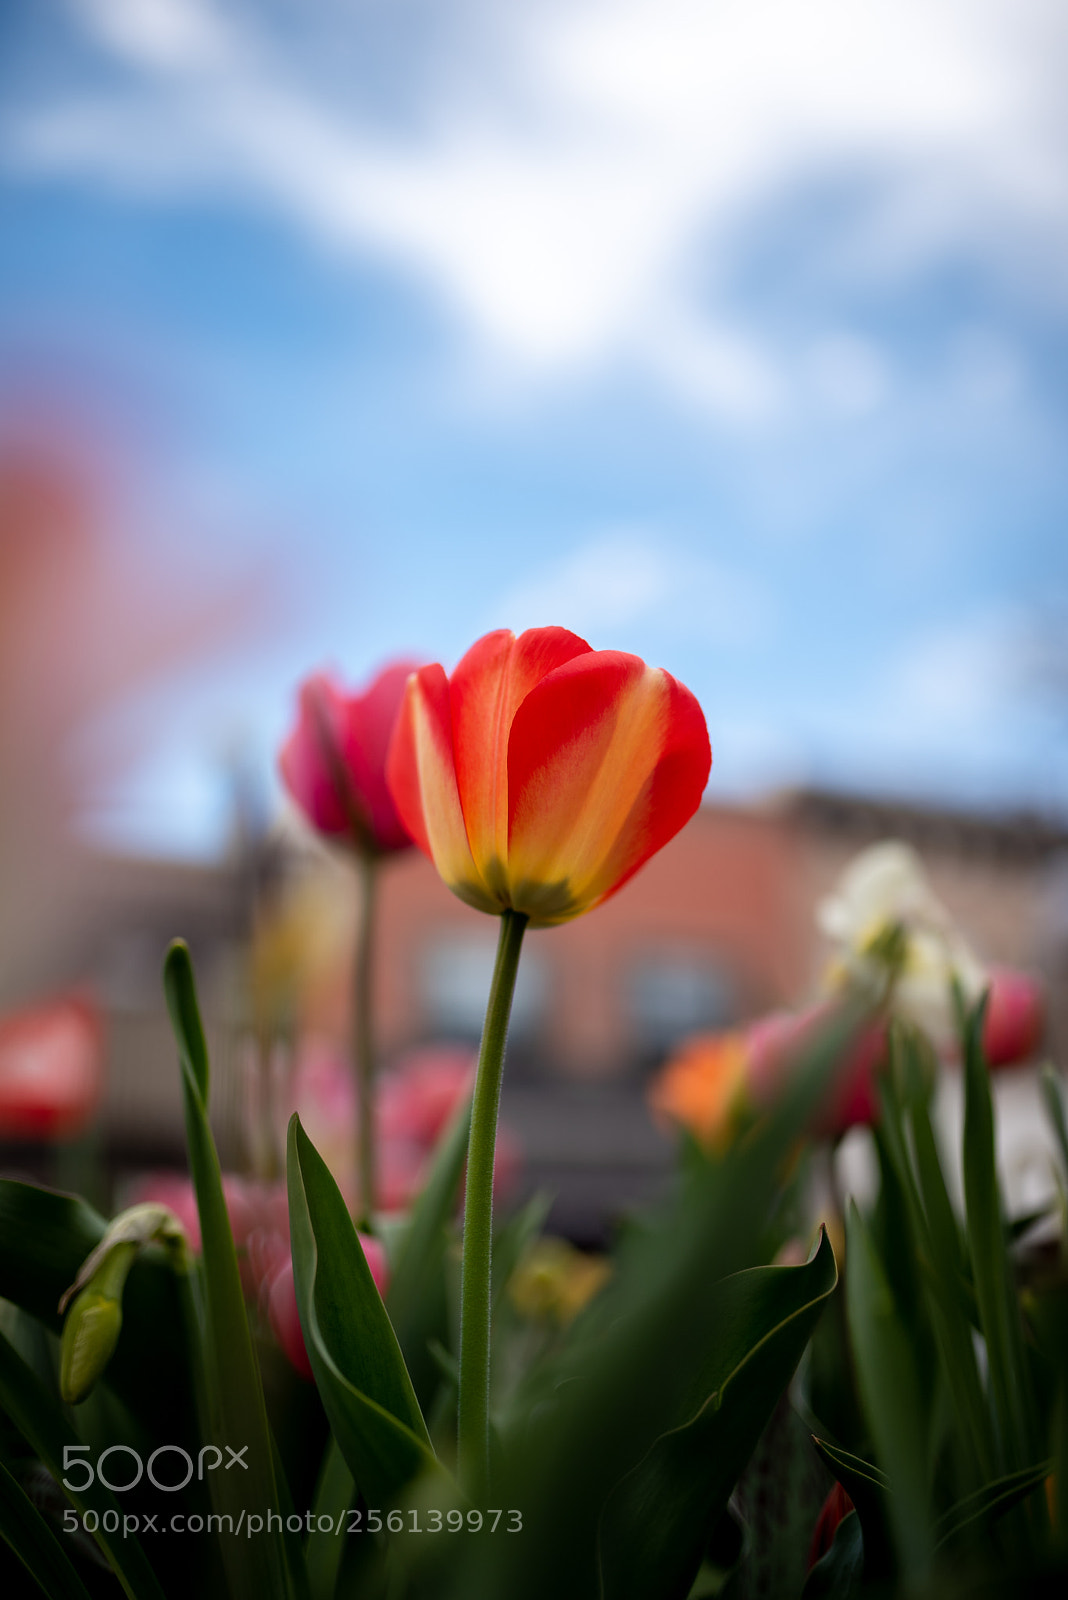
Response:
[386,627,711,927]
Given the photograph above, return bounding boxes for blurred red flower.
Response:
[0,992,104,1141]
[982,967,1045,1069]
[650,1005,884,1150]
[279,663,419,854]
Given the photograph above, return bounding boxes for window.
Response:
[627,949,736,1055]
[420,934,548,1042]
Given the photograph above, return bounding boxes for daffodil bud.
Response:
[58,1204,190,1405]
[60,1244,137,1405]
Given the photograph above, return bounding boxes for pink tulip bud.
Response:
[279,663,420,854]
[982,967,1045,1069]
[267,1231,389,1382]
[808,1481,855,1571]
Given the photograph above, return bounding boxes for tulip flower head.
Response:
[386,627,711,926]
[982,966,1045,1069]
[817,841,984,1052]
[279,664,419,855]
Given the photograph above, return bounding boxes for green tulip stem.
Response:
[354,850,378,1228]
[458,908,528,1501]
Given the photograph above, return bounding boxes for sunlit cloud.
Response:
[494,532,775,649]
[6,0,1065,414]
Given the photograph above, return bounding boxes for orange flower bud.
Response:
[385,628,711,926]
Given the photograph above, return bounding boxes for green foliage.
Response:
[286,1113,440,1505]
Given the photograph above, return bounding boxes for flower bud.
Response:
[57,1205,190,1404]
[59,1240,137,1405]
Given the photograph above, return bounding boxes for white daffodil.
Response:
[817,840,985,1051]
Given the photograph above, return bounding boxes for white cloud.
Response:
[8,0,1068,408]
[493,531,774,648]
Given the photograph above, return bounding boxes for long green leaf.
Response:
[385,1091,471,1404]
[801,1510,864,1600]
[844,1199,932,1580]
[287,1114,440,1504]
[597,1229,838,1600]
[434,1000,872,1600]
[163,940,292,1600]
[934,1459,1053,1551]
[0,1455,94,1600]
[811,1438,893,1578]
[0,1328,165,1600]
[960,992,1039,1474]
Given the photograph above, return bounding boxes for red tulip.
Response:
[279,663,419,854]
[0,993,103,1141]
[385,627,711,926]
[982,967,1044,1069]
[747,1006,884,1138]
[808,1481,855,1570]
[650,1006,884,1151]
[267,1232,388,1382]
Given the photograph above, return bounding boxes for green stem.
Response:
[354,851,378,1228]
[457,908,528,1501]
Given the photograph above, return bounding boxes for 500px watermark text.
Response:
[61,1443,248,1494]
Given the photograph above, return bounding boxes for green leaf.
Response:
[1039,1066,1068,1186]
[801,1510,864,1600]
[811,1438,893,1577]
[287,1114,440,1504]
[934,1459,1053,1551]
[0,1455,94,1600]
[0,1327,165,1600]
[305,1439,354,1600]
[426,998,872,1600]
[960,991,1039,1474]
[844,1199,932,1580]
[597,1229,838,1600]
[385,1091,470,1404]
[163,940,293,1600]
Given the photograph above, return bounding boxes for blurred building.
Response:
[3,789,1066,1239]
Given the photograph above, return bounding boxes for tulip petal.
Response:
[386,665,499,913]
[343,661,420,852]
[450,627,590,894]
[279,675,351,836]
[506,654,710,923]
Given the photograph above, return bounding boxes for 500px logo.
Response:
[61,1444,249,1493]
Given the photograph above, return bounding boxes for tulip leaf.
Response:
[0,1327,165,1600]
[934,1459,1053,1551]
[1039,1064,1068,1185]
[960,991,1039,1475]
[163,939,293,1600]
[596,1229,838,1600]
[385,1091,471,1403]
[0,1455,94,1600]
[844,1199,932,1580]
[287,1114,440,1504]
[436,999,871,1600]
[801,1510,864,1600]
[811,1438,893,1578]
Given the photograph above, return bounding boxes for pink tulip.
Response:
[378,1047,476,1147]
[808,1481,855,1570]
[266,1231,389,1382]
[0,993,103,1141]
[279,663,419,854]
[982,967,1045,1069]
[746,1005,884,1138]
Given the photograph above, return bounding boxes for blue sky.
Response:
[2,0,1067,856]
